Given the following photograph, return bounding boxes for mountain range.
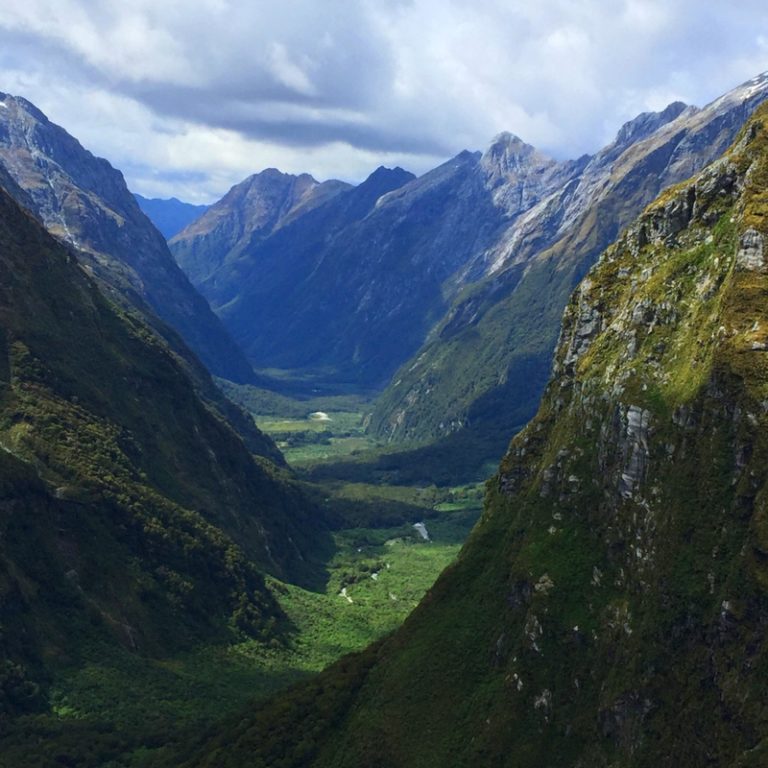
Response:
[168,73,768,478]
[2,66,768,768]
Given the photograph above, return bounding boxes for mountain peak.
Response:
[483,131,537,161]
[354,166,416,203]
[613,101,690,148]
[479,130,560,198]
[488,130,527,147]
[365,165,415,184]
[0,92,48,123]
[481,130,555,175]
[706,71,768,114]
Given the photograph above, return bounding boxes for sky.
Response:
[1,1,767,203]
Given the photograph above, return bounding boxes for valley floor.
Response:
[3,385,482,767]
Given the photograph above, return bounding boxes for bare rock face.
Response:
[479,132,576,213]
[619,405,652,499]
[736,228,765,271]
[562,277,601,371]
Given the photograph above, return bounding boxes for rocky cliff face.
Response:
[371,73,768,479]
[180,100,768,768]
[0,93,256,385]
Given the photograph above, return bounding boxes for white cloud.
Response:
[0,0,767,201]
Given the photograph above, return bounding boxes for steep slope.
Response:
[134,193,209,239]
[0,93,256,384]
[371,73,768,477]
[178,101,768,768]
[0,183,325,716]
[171,169,350,286]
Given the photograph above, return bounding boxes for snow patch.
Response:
[413,522,430,540]
[309,411,331,421]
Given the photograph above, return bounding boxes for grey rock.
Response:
[620,405,652,499]
[736,228,765,271]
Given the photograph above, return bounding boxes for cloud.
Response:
[0,0,767,201]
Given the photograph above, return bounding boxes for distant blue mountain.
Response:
[134,193,209,239]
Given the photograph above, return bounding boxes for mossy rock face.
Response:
[180,104,768,768]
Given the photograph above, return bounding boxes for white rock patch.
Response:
[413,522,430,540]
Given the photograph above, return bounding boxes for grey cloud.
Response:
[124,81,456,156]
[1,0,768,197]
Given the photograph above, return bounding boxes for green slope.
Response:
[0,184,327,722]
[177,102,768,768]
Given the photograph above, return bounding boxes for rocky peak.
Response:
[478,131,572,216]
[481,131,557,185]
[613,101,691,149]
[0,94,127,228]
[222,168,321,228]
[709,70,768,113]
[338,165,416,219]
[360,165,415,191]
[241,167,320,197]
[0,93,50,135]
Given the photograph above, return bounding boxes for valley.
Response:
[0,26,767,767]
[13,503,476,766]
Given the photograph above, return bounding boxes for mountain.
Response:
[179,99,768,768]
[171,168,351,288]
[0,179,326,721]
[171,165,426,387]
[134,193,209,239]
[369,73,768,477]
[169,75,768,434]
[0,93,257,385]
